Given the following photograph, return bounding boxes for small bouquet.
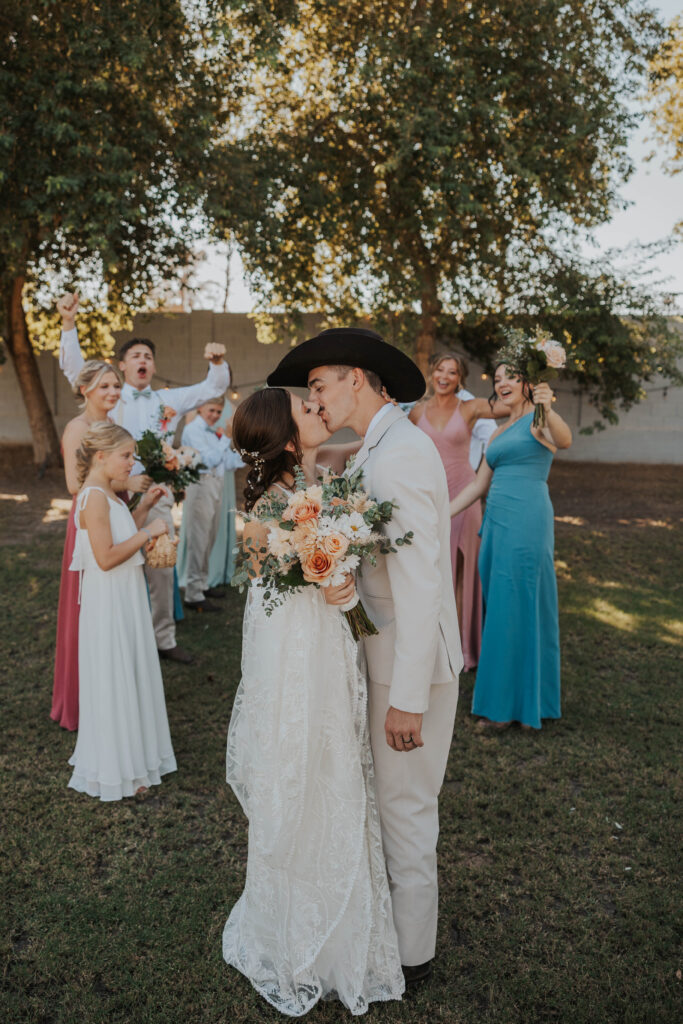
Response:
[496,328,566,427]
[134,429,205,503]
[233,462,413,641]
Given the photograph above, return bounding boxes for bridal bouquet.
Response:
[496,328,566,427]
[233,463,413,640]
[133,429,205,503]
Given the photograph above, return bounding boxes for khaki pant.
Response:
[143,490,176,652]
[183,473,223,602]
[368,678,459,966]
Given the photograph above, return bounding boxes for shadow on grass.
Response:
[1,465,681,1024]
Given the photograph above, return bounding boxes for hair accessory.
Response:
[240,448,266,481]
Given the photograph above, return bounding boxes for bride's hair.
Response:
[232,388,303,511]
[76,422,134,487]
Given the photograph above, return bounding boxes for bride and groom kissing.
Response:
[223,327,463,1016]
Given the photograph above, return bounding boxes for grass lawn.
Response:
[1,462,680,1024]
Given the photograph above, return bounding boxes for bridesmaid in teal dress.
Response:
[449,367,572,730]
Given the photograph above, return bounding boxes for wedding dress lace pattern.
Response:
[223,582,405,1016]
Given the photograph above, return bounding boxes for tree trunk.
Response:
[414,270,441,377]
[5,276,61,469]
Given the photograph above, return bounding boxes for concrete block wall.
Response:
[1,311,681,463]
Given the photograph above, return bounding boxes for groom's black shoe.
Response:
[402,960,433,986]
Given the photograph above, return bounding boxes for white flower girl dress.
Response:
[68,486,176,800]
[223,581,404,1016]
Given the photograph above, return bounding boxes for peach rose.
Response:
[321,532,350,558]
[162,441,180,472]
[538,338,566,369]
[302,547,336,584]
[283,487,323,524]
[292,520,318,557]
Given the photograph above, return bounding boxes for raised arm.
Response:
[531,384,573,450]
[61,418,88,495]
[460,396,509,428]
[57,293,85,386]
[163,357,230,423]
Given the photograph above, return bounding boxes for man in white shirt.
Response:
[181,399,244,612]
[56,293,230,663]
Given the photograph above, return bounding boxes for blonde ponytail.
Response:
[76,423,134,488]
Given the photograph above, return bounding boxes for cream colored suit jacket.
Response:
[353,405,463,713]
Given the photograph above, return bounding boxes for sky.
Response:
[194,1,682,314]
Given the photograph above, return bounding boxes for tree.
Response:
[208,0,681,421]
[647,14,683,176]
[0,1,231,466]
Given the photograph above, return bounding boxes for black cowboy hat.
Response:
[266,327,426,403]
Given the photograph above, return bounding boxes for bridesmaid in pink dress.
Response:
[410,354,504,670]
[52,295,152,729]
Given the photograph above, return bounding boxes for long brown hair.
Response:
[232,388,303,511]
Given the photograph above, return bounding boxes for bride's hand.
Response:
[323,574,355,606]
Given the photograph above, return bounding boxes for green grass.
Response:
[1,465,681,1024]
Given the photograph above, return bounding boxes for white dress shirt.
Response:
[182,416,244,477]
[59,327,230,474]
[363,401,393,440]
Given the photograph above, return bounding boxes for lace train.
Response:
[223,584,404,1015]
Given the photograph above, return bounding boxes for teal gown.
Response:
[473,412,561,729]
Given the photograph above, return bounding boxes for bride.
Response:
[223,387,404,1016]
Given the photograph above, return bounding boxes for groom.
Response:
[268,327,463,983]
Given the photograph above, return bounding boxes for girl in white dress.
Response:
[68,423,177,801]
[223,388,404,1017]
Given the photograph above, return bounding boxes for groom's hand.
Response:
[385,707,424,752]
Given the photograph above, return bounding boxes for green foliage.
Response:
[207,0,680,422]
[0,0,236,352]
[647,14,683,175]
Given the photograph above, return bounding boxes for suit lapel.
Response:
[348,405,406,475]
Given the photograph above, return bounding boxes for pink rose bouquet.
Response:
[496,328,567,427]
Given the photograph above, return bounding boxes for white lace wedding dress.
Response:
[223,581,405,1015]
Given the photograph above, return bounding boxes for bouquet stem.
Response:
[533,403,547,429]
[344,600,379,641]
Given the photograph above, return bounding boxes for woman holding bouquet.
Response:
[223,387,404,1016]
[449,366,572,731]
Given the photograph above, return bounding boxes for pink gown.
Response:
[51,495,80,730]
[418,404,482,670]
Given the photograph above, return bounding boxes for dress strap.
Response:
[272,482,293,496]
[76,485,111,517]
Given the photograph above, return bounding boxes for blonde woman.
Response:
[51,361,149,731]
[68,423,175,800]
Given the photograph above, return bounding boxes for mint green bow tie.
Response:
[132,387,152,399]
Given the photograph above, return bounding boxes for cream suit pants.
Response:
[183,473,223,602]
[143,490,176,652]
[368,678,458,966]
